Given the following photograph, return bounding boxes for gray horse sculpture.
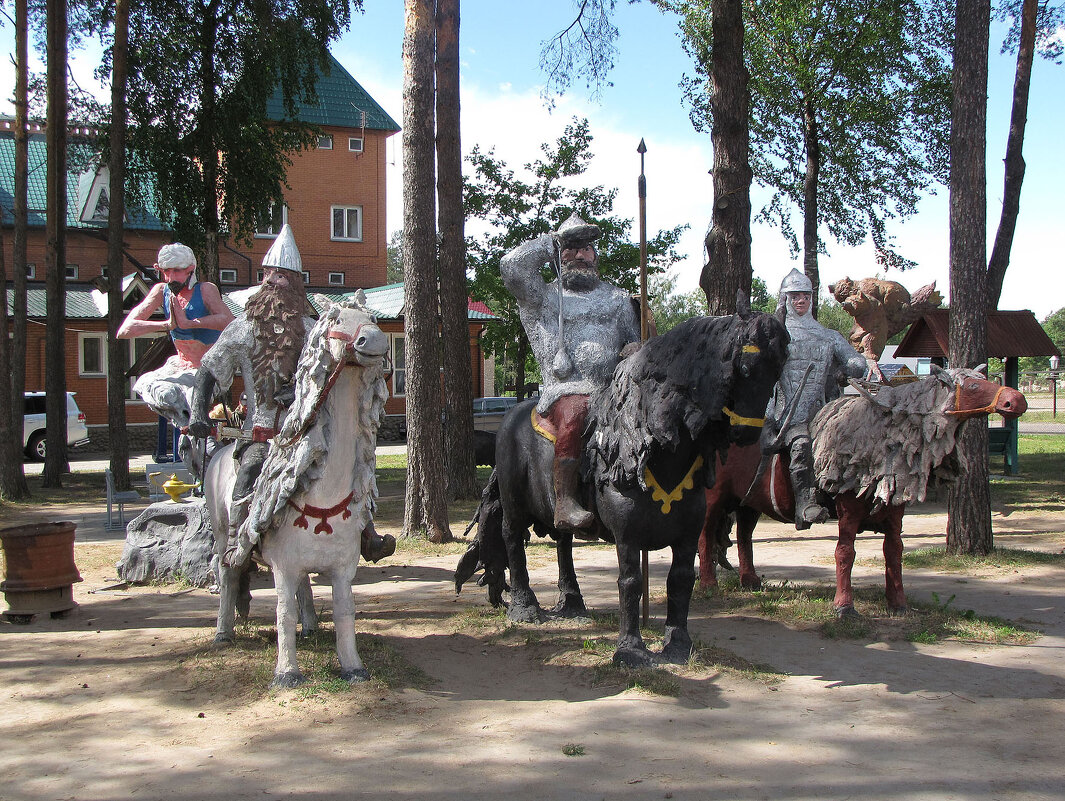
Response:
[457,311,789,667]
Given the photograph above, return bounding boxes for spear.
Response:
[638,138,650,626]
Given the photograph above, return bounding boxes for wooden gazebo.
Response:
[894,309,1061,475]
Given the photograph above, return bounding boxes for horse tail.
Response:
[454,470,510,607]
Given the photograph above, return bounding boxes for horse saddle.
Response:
[530,407,560,444]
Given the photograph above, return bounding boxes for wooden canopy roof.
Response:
[894,309,1061,358]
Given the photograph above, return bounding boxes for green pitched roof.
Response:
[0,132,168,232]
[265,54,400,132]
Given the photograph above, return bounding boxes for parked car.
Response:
[472,396,519,432]
[23,392,90,461]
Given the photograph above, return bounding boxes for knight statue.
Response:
[188,225,393,565]
[500,214,641,532]
[769,268,868,529]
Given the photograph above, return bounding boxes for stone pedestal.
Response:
[117,499,216,587]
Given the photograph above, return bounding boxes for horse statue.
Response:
[697,365,1027,616]
[456,312,789,667]
[204,293,390,686]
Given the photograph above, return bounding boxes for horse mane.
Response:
[243,294,388,543]
[586,313,786,489]
[811,368,977,511]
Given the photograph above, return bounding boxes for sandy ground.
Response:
[2,503,1065,801]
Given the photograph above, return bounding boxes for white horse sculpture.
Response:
[203,293,389,687]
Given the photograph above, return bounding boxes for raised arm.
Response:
[117,283,170,339]
[500,233,556,308]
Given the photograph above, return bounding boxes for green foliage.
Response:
[670,0,952,271]
[386,230,404,284]
[649,271,707,334]
[816,292,854,338]
[465,117,686,364]
[115,0,354,254]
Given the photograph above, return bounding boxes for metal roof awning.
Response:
[894,309,1061,359]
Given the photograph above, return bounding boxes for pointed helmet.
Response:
[262,224,303,274]
[779,268,812,295]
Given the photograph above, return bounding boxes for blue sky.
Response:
[3,2,1062,317]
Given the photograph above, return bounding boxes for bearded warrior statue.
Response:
[500,214,641,532]
[189,225,392,564]
[769,268,869,529]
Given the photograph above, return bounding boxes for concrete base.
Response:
[117,499,216,587]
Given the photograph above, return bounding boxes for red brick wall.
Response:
[238,126,393,289]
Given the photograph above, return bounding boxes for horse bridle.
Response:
[722,344,767,429]
[945,381,1009,418]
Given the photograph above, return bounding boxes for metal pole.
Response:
[638,138,650,627]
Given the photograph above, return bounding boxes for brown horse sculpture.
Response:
[698,365,1027,616]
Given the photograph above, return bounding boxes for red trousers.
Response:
[546,394,589,459]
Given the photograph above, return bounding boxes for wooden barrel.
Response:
[1,521,82,617]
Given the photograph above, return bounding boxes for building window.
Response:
[348,137,363,152]
[331,205,362,241]
[256,269,265,283]
[391,335,406,397]
[219,268,238,284]
[79,333,106,376]
[66,264,79,280]
[126,336,161,400]
[90,186,110,221]
[328,272,345,286]
[255,202,287,237]
[302,270,311,284]
[318,134,333,149]
[26,263,36,279]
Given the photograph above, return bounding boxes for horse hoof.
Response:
[213,633,234,646]
[506,603,544,624]
[834,605,861,620]
[341,668,371,684]
[271,672,306,689]
[660,628,693,665]
[613,646,654,669]
[297,627,318,639]
[550,596,588,619]
[888,605,908,617]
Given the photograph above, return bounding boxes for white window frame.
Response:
[219,268,238,284]
[65,264,79,280]
[302,270,311,284]
[126,335,163,401]
[255,202,288,238]
[348,137,364,152]
[391,334,406,397]
[318,134,334,149]
[78,333,106,377]
[26,263,36,279]
[331,205,363,242]
[256,269,265,283]
[328,272,345,286]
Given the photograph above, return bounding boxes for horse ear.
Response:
[929,363,952,386]
[735,288,751,316]
[312,293,334,314]
[974,362,988,376]
[349,289,368,310]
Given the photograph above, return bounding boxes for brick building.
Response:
[2,55,492,452]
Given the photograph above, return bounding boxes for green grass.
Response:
[990,436,1065,512]
[695,573,1038,645]
[179,623,434,700]
[902,546,1065,571]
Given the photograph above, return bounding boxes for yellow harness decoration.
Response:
[644,455,705,515]
[530,406,557,442]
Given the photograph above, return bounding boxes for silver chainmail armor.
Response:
[198,313,315,432]
[767,300,868,440]
[501,234,640,414]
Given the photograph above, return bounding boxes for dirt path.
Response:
[2,509,1064,801]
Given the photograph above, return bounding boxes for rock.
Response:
[117,499,216,587]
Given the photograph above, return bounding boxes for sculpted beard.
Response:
[560,256,599,292]
[246,275,307,406]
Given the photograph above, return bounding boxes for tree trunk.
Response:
[700,0,752,316]
[436,0,478,500]
[0,227,14,503]
[107,0,132,490]
[199,4,221,286]
[43,0,69,488]
[515,337,528,402]
[402,0,451,542]
[801,100,821,314]
[946,0,992,555]
[2,0,31,500]
[986,0,1036,310]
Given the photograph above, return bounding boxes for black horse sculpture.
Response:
[456,312,789,667]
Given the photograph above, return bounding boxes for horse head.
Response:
[721,312,790,446]
[933,363,1027,420]
[314,292,390,371]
